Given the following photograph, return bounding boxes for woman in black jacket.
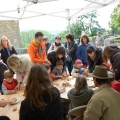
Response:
[83,46,103,75]
[0,36,17,65]
[103,45,120,80]
[47,46,67,74]
[65,34,78,75]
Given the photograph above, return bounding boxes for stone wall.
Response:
[0,20,20,48]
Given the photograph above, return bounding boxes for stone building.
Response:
[0,20,20,48]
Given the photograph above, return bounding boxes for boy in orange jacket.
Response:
[27,32,51,65]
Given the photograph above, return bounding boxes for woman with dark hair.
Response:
[65,34,78,75]
[76,35,92,66]
[83,46,103,75]
[19,65,63,120]
[48,36,64,53]
[47,46,67,76]
[0,36,17,65]
[103,45,120,80]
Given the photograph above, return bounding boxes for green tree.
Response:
[58,10,106,39]
[57,30,68,43]
[109,3,120,31]
[20,30,53,48]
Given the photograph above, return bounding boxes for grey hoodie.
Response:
[67,87,94,110]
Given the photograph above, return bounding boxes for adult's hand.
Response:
[9,98,17,104]
[44,59,51,65]
[0,103,7,107]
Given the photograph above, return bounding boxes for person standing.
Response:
[65,34,78,75]
[0,36,17,65]
[27,32,51,66]
[43,37,51,54]
[76,35,92,66]
[48,36,64,53]
[96,31,104,46]
[7,54,31,90]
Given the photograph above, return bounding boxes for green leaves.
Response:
[58,10,106,39]
[109,3,120,31]
[20,30,53,48]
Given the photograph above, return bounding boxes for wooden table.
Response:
[0,76,95,120]
[0,91,24,120]
[54,76,95,99]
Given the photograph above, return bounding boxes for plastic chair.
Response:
[68,105,87,120]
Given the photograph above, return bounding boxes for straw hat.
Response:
[88,65,113,79]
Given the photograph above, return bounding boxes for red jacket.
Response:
[110,80,120,93]
[2,78,18,90]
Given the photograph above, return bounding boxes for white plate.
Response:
[9,97,21,105]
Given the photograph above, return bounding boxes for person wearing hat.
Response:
[82,65,120,120]
[43,37,51,55]
[71,59,85,77]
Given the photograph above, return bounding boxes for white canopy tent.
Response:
[0,0,119,32]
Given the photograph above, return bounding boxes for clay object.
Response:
[13,107,17,111]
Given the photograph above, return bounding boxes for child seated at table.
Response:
[71,59,85,77]
[51,60,67,80]
[67,75,94,119]
[2,70,18,95]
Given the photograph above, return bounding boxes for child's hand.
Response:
[20,83,24,90]
[57,76,63,78]
[14,82,21,90]
[82,69,88,75]
[62,71,68,77]
[10,90,17,94]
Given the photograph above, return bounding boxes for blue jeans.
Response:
[66,61,73,76]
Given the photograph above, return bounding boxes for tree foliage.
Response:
[20,30,53,48]
[58,10,106,41]
[109,3,120,31]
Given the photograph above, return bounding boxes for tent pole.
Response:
[68,18,71,34]
[66,9,71,33]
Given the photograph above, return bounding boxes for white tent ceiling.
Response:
[0,0,119,20]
